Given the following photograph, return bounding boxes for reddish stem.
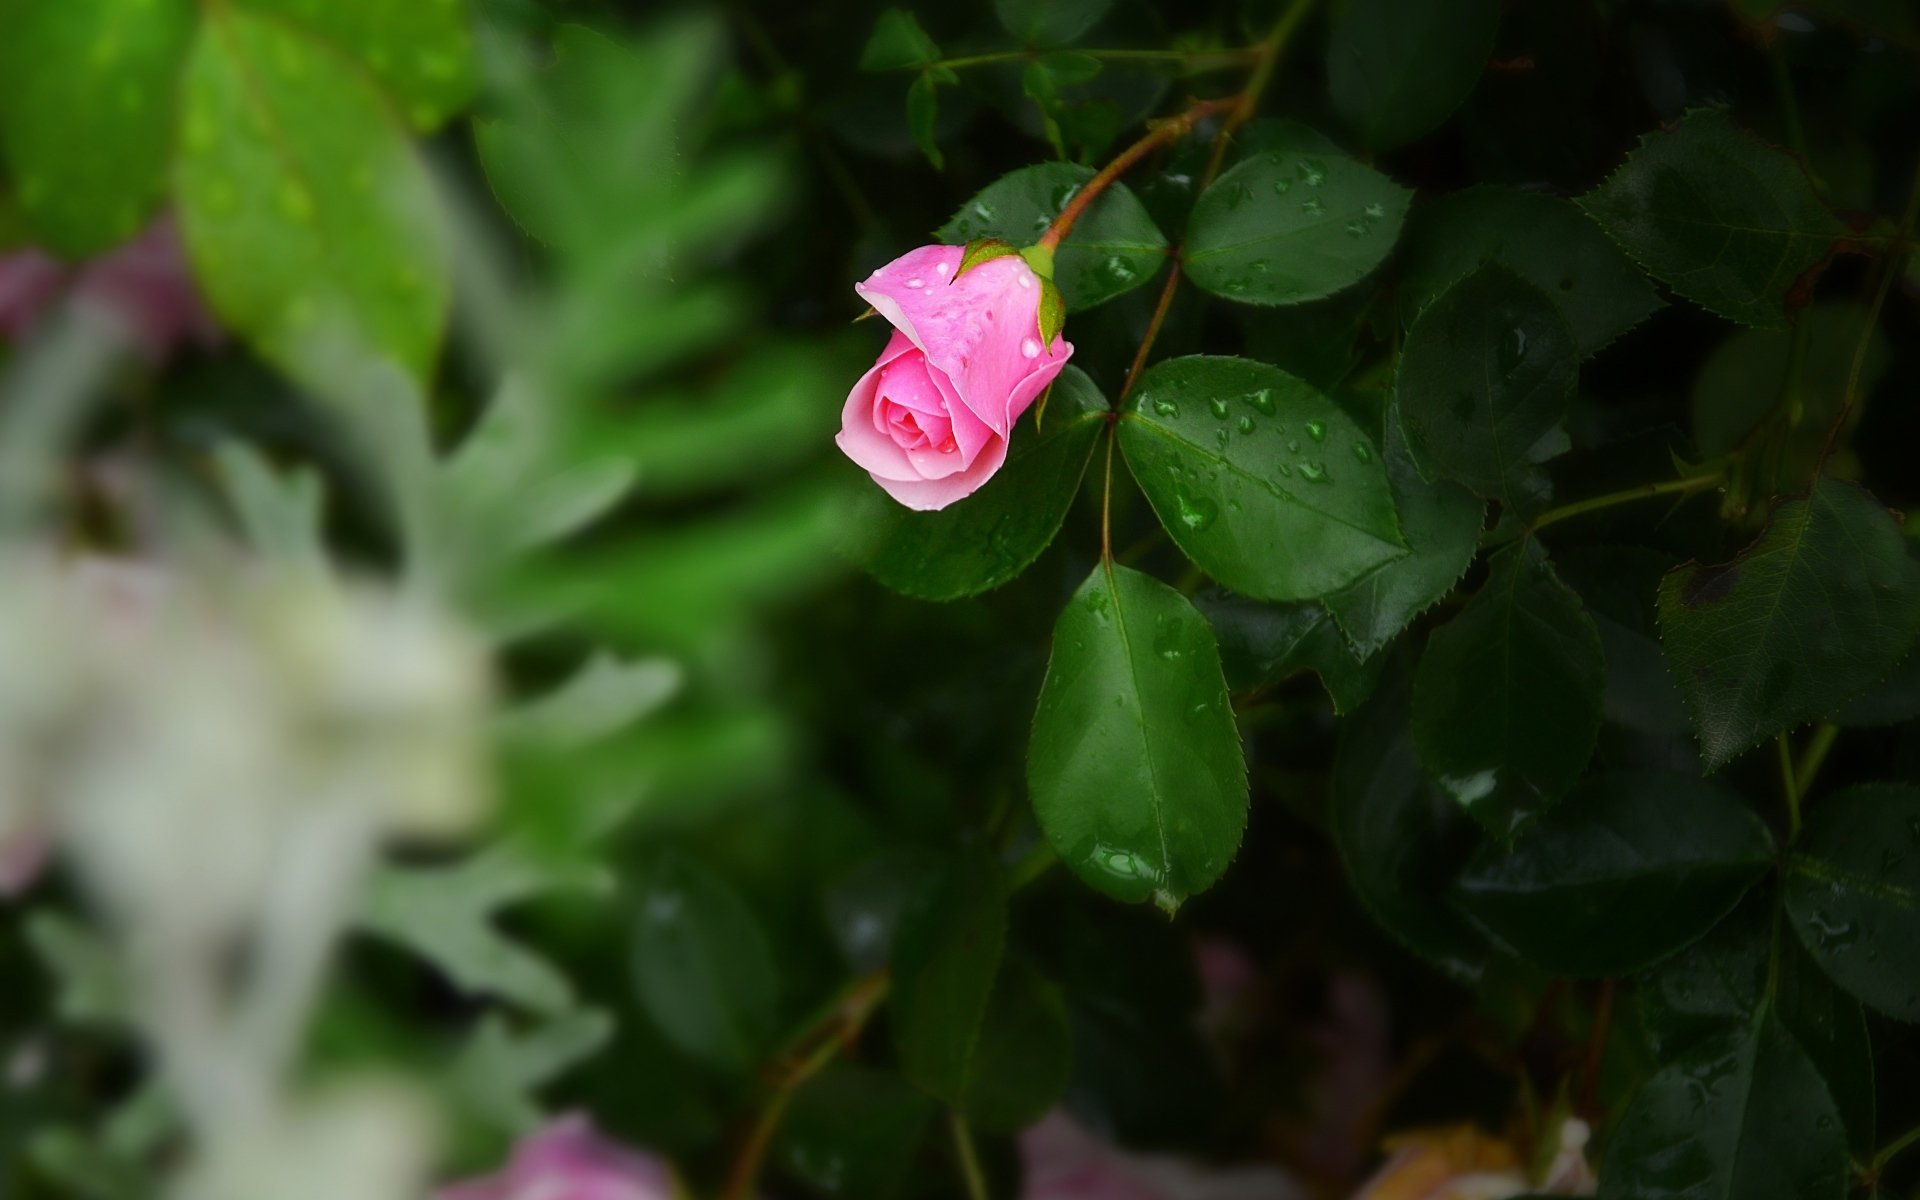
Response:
[1036,97,1236,253]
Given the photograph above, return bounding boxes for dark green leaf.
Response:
[1636,899,1770,1059]
[176,8,450,387]
[860,9,940,70]
[939,164,1166,311]
[1182,148,1411,306]
[993,0,1111,47]
[1596,1015,1847,1200]
[905,72,943,169]
[1029,563,1248,910]
[1332,669,1498,983]
[1580,109,1845,328]
[1776,932,1876,1157]
[1785,783,1920,1022]
[1454,771,1773,976]
[630,854,779,1075]
[854,366,1105,601]
[1657,479,1920,769]
[1324,412,1485,657]
[1196,590,1383,713]
[1326,0,1500,150]
[1690,301,1889,457]
[1557,546,1692,738]
[237,0,477,130]
[777,1064,936,1200]
[0,0,195,256]
[1397,186,1663,356]
[1119,356,1404,602]
[1412,542,1605,837]
[1397,264,1579,504]
[890,847,1008,1101]
[956,957,1073,1130]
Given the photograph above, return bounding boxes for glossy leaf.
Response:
[1196,590,1382,713]
[940,164,1166,310]
[1029,563,1248,910]
[1182,149,1411,306]
[630,854,780,1075]
[855,367,1106,601]
[1119,356,1404,602]
[1597,1016,1847,1200]
[1785,783,1920,1022]
[0,0,196,256]
[889,847,1008,1102]
[1332,669,1497,983]
[1657,479,1920,770]
[175,8,450,387]
[1580,109,1844,328]
[1454,771,1773,976]
[237,0,477,130]
[1412,542,1605,837]
[1323,413,1485,657]
[1396,186,1663,356]
[1397,265,1579,504]
[1326,0,1500,150]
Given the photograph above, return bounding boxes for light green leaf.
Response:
[237,0,477,130]
[1454,771,1773,976]
[1029,563,1248,910]
[175,7,450,388]
[1412,541,1605,837]
[1326,0,1500,150]
[1580,109,1845,328]
[856,366,1106,601]
[1396,186,1663,356]
[1397,264,1579,503]
[939,163,1167,311]
[1182,149,1410,306]
[1119,356,1403,601]
[1657,479,1920,769]
[449,1008,616,1133]
[1323,412,1484,657]
[0,0,196,256]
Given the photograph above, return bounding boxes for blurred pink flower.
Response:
[0,829,47,897]
[0,216,219,360]
[1022,1110,1307,1200]
[437,1115,676,1200]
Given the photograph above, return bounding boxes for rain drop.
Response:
[1174,491,1218,531]
[1151,397,1179,417]
[1352,442,1373,463]
[1301,196,1325,216]
[1363,201,1386,220]
[1305,420,1326,442]
[1208,397,1230,420]
[1245,389,1276,415]
[1299,461,1328,482]
[1237,416,1254,434]
[1273,177,1293,195]
[1021,337,1041,358]
[936,261,952,277]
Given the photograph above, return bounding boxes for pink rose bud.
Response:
[436,1115,676,1200]
[838,244,1073,511]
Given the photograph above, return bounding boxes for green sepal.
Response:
[1037,278,1066,349]
[1020,242,1056,281]
[956,238,1021,280]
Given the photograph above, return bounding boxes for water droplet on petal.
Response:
[936,261,952,277]
[1017,271,1033,288]
[906,277,925,289]
[1021,338,1041,358]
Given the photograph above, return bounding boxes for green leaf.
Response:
[1412,542,1605,837]
[889,846,1007,1103]
[777,1065,937,1200]
[629,853,780,1075]
[1326,0,1500,150]
[1690,300,1889,458]
[1580,109,1845,329]
[1396,186,1664,357]
[1029,563,1248,910]
[1396,264,1579,504]
[1775,932,1877,1157]
[1596,1015,1847,1200]
[1332,669,1497,983]
[1557,546,1692,738]
[1323,412,1484,657]
[939,164,1167,311]
[1118,356,1404,602]
[450,1009,615,1133]
[993,0,1111,47]
[1182,148,1410,306]
[1454,771,1773,976]
[0,0,196,256]
[1785,783,1920,1022]
[236,0,477,130]
[175,8,449,388]
[956,238,1021,278]
[1195,590,1383,714]
[1657,479,1920,770]
[854,366,1105,601]
[860,9,941,70]
[905,71,943,169]
[955,957,1073,1131]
